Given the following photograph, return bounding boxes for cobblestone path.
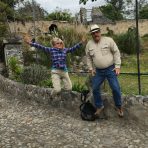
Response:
[0,90,147,148]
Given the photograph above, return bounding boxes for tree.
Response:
[1,0,18,8]
[139,4,148,19]
[100,4,123,21]
[79,0,97,5]
[122,0,148,19]
[105,0,124,10]
[0,0,16,58]
[0,0,25,20]
[80,0,125,20]
[0,1,14,37]
[139,0,148,9]
[0,1,14,15]
[0,0,23,41]
[80,0,148,20]
[16,0,48,21]
[46,8,73,22]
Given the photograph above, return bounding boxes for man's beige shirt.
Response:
[85,36,121,70]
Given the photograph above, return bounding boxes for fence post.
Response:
[135,0,141,95]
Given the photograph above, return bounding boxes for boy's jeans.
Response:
[92,65,122,108]
[51,69,72,98]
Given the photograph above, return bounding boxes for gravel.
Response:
[0,90,147,148]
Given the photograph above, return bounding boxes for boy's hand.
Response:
[81,36,87,44]
[24,35,32,44]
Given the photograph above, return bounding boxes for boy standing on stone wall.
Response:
[24,36,86,99]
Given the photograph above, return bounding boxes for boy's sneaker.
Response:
[115,106,124,117]
[94,106,104,116]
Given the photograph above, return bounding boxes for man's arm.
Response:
[110,38,121,68]
[110,38,121,75]
[85,43,96,76]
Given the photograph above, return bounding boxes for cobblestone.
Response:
[0,90,147,148]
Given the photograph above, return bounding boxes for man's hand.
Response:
[24,35,32,44]
[113,68,120,75]
[89,69,96,76]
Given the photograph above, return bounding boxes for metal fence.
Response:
[69,72,148,95]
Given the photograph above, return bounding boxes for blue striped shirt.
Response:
[30,42,82,71]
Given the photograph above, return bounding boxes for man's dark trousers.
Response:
[92,65,122,108]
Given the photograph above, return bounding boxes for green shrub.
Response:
[45,9,73,22]
[142,34,148,38]
[109,27,137,54]
[22,43,35,66]
[0,23,7,37]
[21,64,50,85]
[37,35,52,47]
[37,50,51,68]
[36,35,52,67]
[72,82,87,92]
[58,27,84,49]
[8,57,23,81]
[0,23,8,53]
[39,78,53,88]
[142,34,148,43]
[23,51,35,66]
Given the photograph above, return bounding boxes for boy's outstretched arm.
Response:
[66,36,87,53]
[24,35,52,53]
[30,42,52,53]
[66,42,83,53]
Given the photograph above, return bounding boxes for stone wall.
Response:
[100,19,148,36]
[9,19,148,36]
[0,74,147,126]
[0,74,80,109]
[0,74,51,105]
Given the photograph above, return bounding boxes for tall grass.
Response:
[109,27,137,54]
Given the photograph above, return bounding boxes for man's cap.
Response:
[90,24,100,33]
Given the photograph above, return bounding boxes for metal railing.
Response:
[69,71,148,95]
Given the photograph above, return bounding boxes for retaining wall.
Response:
[0,74,147,126]
[9,19,148,36]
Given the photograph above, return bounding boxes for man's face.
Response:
[53,41,64,49]
[91,30,101,43]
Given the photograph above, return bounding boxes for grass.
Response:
[70,72,148,96]
[119,75,148,95]
[70,74,148,96]
[69,74,87,85]
[119,51,148,95]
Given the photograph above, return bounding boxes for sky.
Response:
[35,0,106,15]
